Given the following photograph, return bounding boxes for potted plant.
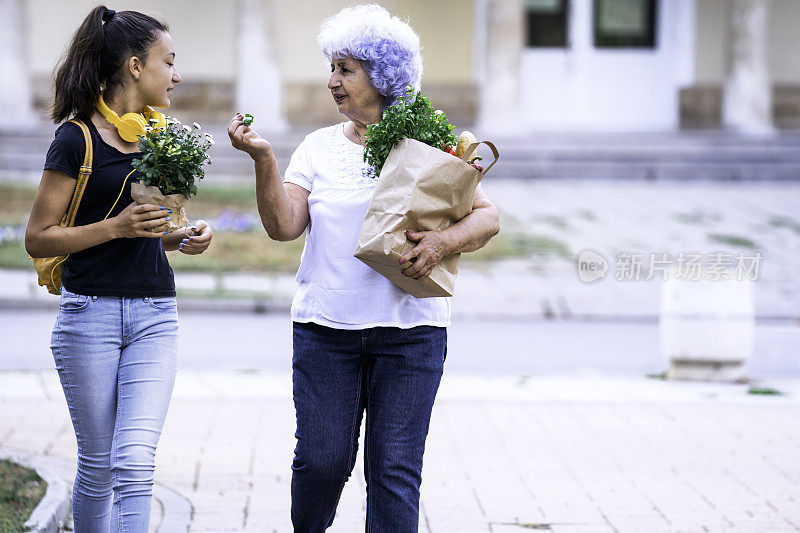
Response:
[130,117,213,232]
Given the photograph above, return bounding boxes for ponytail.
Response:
[50,5,168,123]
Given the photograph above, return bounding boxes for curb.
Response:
[0,447,193,532]
[0,296,291,315]
[152,482,193,532]
[0,447,70,533]
[1,297,798,325]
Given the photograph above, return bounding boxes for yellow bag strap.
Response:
[62,120,93,227]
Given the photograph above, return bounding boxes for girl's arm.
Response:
[25,169,170,258]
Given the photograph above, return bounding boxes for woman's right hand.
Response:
[113,202,171,238]
[228,113,273,162]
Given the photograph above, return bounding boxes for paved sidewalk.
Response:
[2,370,800,532]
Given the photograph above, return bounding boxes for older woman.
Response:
[228,5,499,531]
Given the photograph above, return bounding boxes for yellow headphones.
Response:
[96,93,167,142]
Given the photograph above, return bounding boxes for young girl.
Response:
[25,6,212,530]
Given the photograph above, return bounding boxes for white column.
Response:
[722,0,774,135]
[0,0,36,129]
[235,0,287,132]
[477,0,524,135]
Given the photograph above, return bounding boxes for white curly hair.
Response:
[317,4,424,107]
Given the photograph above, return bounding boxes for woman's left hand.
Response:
[399,230,450,279]
[179,220,213,255]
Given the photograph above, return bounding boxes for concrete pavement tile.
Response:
[547,525,616,533]
[610,526,677,533]
[713,529,800,533]
[326,517,366,533]
[536,502,607,524]
[424,506,490,531]
[4,371,800,531]
[243,517,291,533]
[426,528,490,533]
[489,525,545,532]
[0,371,49,399]
[191,507,247,531]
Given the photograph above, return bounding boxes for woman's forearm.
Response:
[441,204,500,255]
[253,154,300,241]
[26,219,118,258]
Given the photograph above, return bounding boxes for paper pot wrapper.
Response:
[354,138,498,298]
[130,182,189,233]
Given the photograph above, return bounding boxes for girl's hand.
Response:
[228,113,272,162]
[399,230,451,279]
[179,220,212,255]
[114,202,170,238]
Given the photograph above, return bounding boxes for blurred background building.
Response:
[0,0,797,340]
[1,5,798,528]
[2,0,799,134]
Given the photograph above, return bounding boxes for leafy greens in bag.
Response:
[363,87,458,176]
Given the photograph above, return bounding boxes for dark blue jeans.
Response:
[291,321,447,532]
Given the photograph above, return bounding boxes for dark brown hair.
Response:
[50,5,168,123]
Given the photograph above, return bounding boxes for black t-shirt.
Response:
[43,119,175,297]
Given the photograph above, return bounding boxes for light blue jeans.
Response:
[50,287,178,533]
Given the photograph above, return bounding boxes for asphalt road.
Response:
[1,309,798,378]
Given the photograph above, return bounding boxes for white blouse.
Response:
[283,123,451,330]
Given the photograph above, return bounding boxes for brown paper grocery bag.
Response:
[130,182,189,233]
[354,138,499,298]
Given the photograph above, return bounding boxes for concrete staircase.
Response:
[2,124,799,183]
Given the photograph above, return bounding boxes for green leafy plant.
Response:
[131,118,213,197]
[747,386,784,396]
[363,86,458,176]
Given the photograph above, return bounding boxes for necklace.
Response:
[352,123,365,145]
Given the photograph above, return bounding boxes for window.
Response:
[525,0,569,48]
[593,0,657,48]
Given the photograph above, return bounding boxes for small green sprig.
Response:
[363,86,458,176]
[131,118,213,197]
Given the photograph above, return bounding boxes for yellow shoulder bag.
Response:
[32,119,93,295]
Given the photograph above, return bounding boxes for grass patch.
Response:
[0,242,33,269]
[465,233,572,262]
[168,230,304,273]
[0,182,258,226]
[707,233,757,249]
[535,214,570,230]
[175,287,281,300]
[0,181,570,271]
[0,230,569,273]
[747,386,784,396]
[186,185,256,218]
[646,371,668,380]
[495,209,522,228]
[0,458,47,532]
[675,211,722,225]
[0,184,36,224]
[768,215,800,235]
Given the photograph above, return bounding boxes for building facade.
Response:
[2,0,799,132]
